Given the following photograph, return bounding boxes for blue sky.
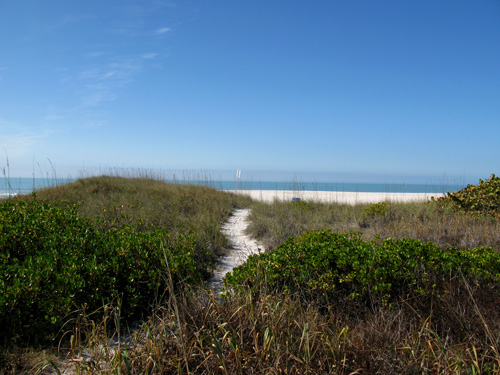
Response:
[1,1,499,184]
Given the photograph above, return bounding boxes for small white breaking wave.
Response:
[0,192,18,198]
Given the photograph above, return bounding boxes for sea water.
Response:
[0,177,75,197]
[0,177,465,198]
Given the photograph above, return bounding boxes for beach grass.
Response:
[247,199,500,251]
[2,175,500,374]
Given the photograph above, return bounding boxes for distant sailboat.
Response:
[235,169,241,190]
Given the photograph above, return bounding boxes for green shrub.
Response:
[438,174,500,218]
[359,201,390,229]
[363,201,387,217]
[224,230,500,306]
[0,197,208,344]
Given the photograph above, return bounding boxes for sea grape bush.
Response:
[224,230,500,306]
[363,201,387,217]
[359,201,389,228]
[0,198,209,344]
[438,174,500,218]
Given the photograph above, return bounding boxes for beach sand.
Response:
[226,190,445,204]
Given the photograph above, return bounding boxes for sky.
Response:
[1,1,499,184]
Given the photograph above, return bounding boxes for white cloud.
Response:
[102,71,117,79]
[0,133,39,157]
[87,51,107,58]
[79,69,101,80]
[45,115,64,121]
[76,57,142,108]
[108,60,140,79]
[155,27,171,35]
[81,89,116,107]
[0,120,50,157]
[142,53,159,60]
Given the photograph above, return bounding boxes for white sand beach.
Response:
[226,190,445,204]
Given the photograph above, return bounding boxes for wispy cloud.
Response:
[43,103,108,130]
[81,90,116,108]
[155,27,171,35]
[102,71,117,79]
[48,50,161,122]
[45,115,64,121]
[77,56,143,107]
[0,120,50,157]
[45,14,86,32]
[47,3,172,119]
[78,68,101,80]
[87,51,108,58]
[0,133,39,157]
[142,53,159,60]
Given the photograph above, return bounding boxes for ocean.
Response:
[0,178,76,197]
[0,177,465,198]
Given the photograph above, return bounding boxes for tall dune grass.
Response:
[21,175,253,259]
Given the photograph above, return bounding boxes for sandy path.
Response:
[47,209,258,373]
[208,208,262,294]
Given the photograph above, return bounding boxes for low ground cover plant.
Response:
[225,230,500,306]
[0,197,207,345]
[223,230,500,373]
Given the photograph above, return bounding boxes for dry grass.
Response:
[247,199,500,252]
[26,282,499,374]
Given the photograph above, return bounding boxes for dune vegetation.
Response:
[1,175,500,374]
